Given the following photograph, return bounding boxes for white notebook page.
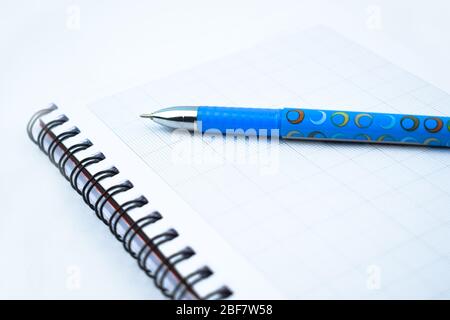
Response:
[88,26,450,299]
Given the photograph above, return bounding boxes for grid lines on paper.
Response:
[90,26,450,299]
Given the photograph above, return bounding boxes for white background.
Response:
[1,0,449,299]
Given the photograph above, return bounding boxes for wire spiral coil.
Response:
[27,104,232,300]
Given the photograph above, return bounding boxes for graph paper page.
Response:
[88,27,450,298]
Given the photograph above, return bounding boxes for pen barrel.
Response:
[280,108,450,147]
[197,107,281,135]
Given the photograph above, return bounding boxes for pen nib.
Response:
[139,106,199,131]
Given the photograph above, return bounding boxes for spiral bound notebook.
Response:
[27,104,233,300]
[28,26,450,299]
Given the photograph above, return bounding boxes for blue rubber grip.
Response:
[197,107,281,134]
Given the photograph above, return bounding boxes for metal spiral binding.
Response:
[27,104,233,300]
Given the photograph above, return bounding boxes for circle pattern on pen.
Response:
[424,117,443,133]
[331,112,350,127]
[400,115,420,132]
[402,137,418,143]
[354,134,371,141]
[377,134,395,142]
[284,109,448,146]
[286,130,303,138]
[424,137,440,145]
[332,133,346,139]
[308,131,326,138]
[380,115,396,129]
[310,111,327,125]
[286,109,305,124]
[354,113,373,128]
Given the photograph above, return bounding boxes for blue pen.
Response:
[141,106,450,147]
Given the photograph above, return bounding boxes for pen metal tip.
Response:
[140,113,154,119]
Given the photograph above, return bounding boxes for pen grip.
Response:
[197,107,281,134]
[280,108,450,147]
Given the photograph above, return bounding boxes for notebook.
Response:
[28,26,450,299]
